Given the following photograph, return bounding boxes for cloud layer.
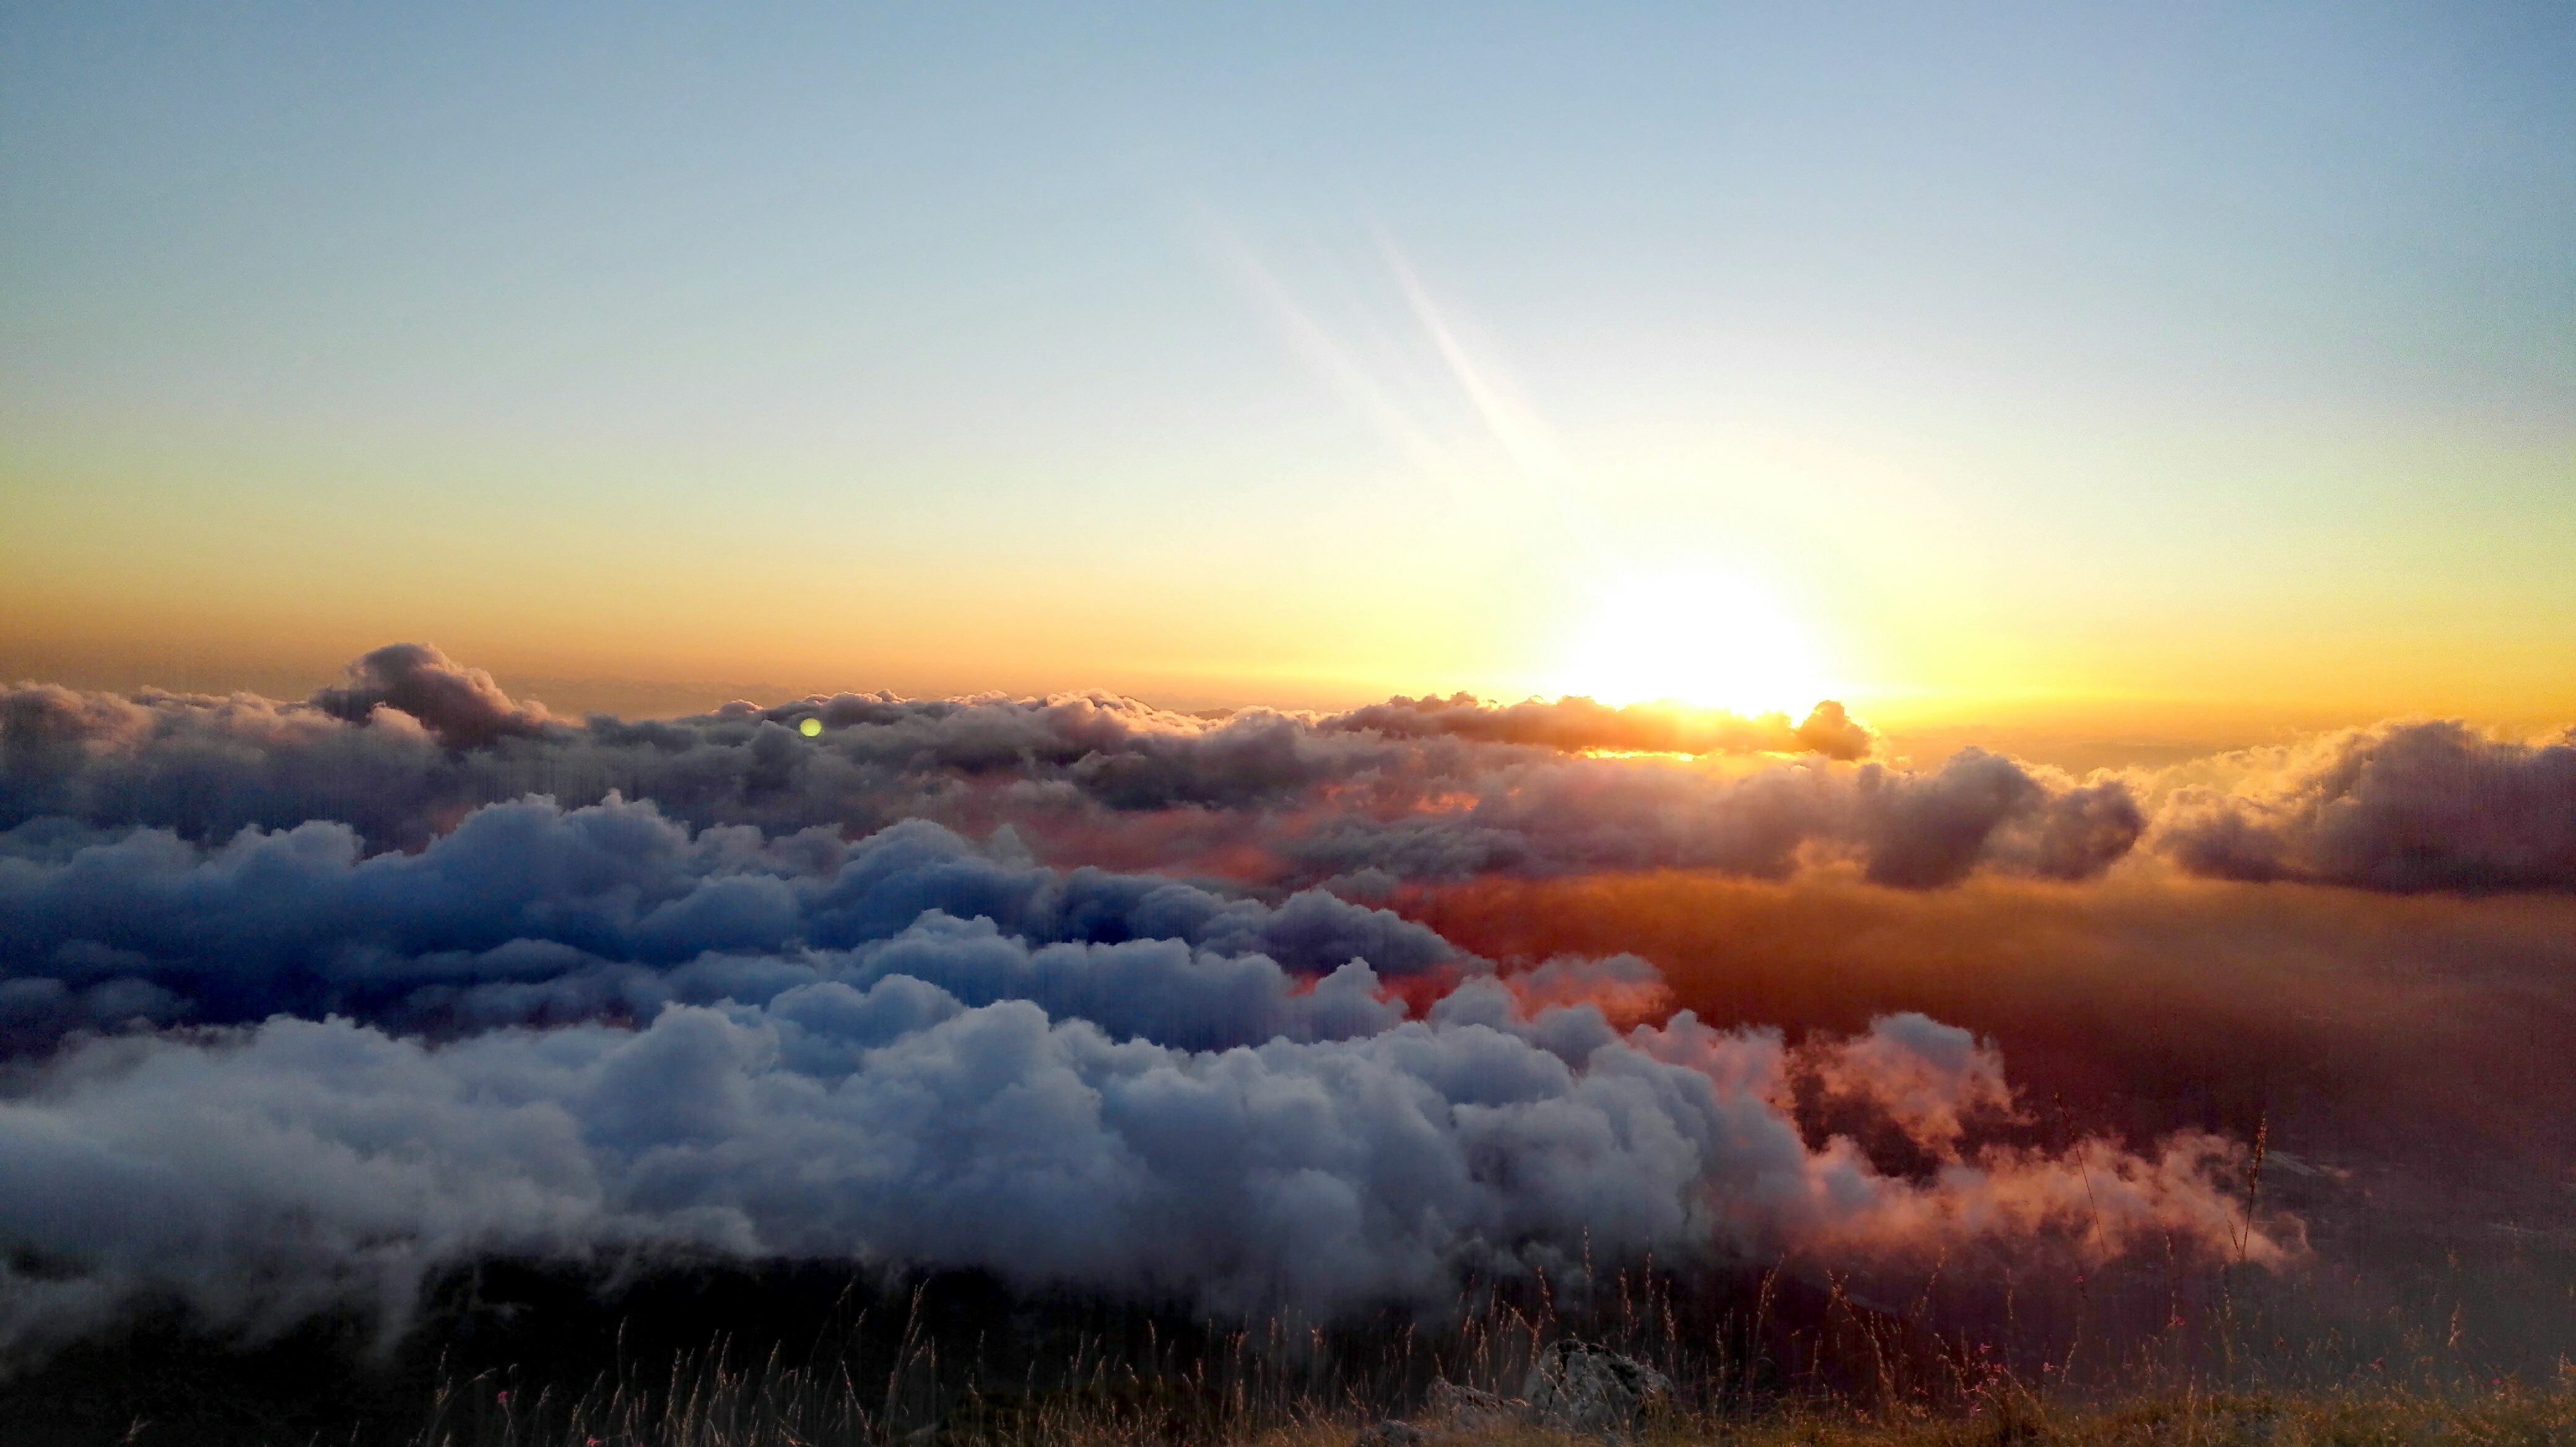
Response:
[0,799,1453,1043]
[1323,694,1875,760]
[12,642,2565,1366]
[0,792,2279,1363]
[0,940,2278,1362]
[19,644,2569,898]
[4,645,2137,892]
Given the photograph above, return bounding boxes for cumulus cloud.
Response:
[2,673,510,850]
[1273,746,2147,894]
[308,643,557,750]
[0,798,1456,1042]
[1856,753,2144,888]
[0,992,2282,1362]
[2156,720,2576,892]
[1790,1012,2020,1165]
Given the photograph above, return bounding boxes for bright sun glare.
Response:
[1547,569,1833,714]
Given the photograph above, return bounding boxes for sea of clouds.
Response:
[6,643,2567,1365]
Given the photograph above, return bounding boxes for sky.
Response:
[4,2,2571,738]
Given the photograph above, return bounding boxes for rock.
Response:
[1521,1340,1671,1437]
[1357,1420,1428,1447]
[1423,1378,1521,1433]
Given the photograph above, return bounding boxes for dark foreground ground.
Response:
[6,1254,2570,1447]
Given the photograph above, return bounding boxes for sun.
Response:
[1543,569,1834,714]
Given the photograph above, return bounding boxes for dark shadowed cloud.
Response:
[2156,720,2576,892]
[309,643,559,750]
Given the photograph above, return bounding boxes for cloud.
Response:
[14,645,2469,1364]
[308,643,557,750]
[1790,1012,2020,1165]
[1321,695,1876,760]
[0,798,1457,1041]
[13,647,2573,913]
[1389,867,2576,1192]
[1856,753,2143,888]
[0,990,2279,1363]
[2156,720,2576,892]
[4,649,1995,891]
[2,673,502,851]
[1281,748,2141,892]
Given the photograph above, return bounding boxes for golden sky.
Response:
[4,6,2570,745]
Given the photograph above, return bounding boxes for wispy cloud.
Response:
[1204,217,1618,574]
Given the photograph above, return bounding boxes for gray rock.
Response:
[1357,1420,1428,1447]
[1424,1378,1521,1433]
[1521,1340,1671,1437]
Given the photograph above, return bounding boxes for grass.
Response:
[36,1134,2576,1447]
[380,1257,2576,1447]
[406,1367,2576,1447]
